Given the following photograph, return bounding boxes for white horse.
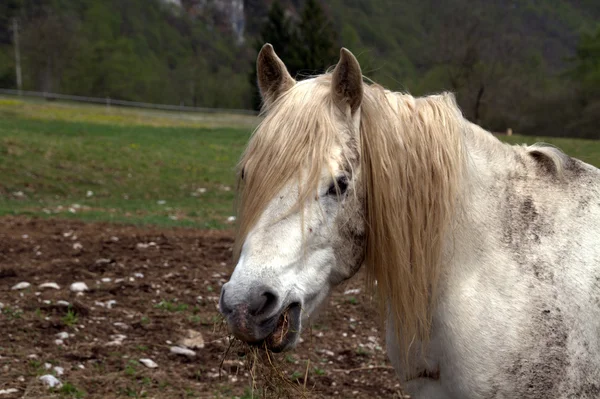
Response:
[218,44,600,398]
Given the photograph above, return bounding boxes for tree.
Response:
[564,27,600,139]
[249,0,300,110]
[296,0,338,77]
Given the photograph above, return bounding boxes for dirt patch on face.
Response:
[0,216,402,398]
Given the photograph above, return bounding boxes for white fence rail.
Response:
[0,88,259,116]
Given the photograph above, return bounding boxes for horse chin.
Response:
[263,303,302,353]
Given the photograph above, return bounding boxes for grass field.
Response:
[0,96,599,229]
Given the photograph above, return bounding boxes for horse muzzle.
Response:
[219,284,302,352]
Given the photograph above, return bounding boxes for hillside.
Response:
[0,0,598,137]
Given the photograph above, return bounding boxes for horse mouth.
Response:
[263,303,301,352]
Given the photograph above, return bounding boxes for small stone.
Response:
[55,339,64,346]
[106,300,117,309]
[53,366,64,376]
[70,282,88,292]
[56,332,69,340]
[113,322,129,330]
[44,363,52,370]
[101,277,112,283]
[179,329,205,349]
[73,243,83,250]
[226,216,236,223]
[77,364,85,370]
[39,374,62,388]
[343,288,361,295]
[134,273,144,278]
[27,354,38,359]
[56,300,70,307]
[170,346,196,358]
[318,349,335,357]
[139,358,158,368]
[0,302,3,309]
[95,258,111,265]
[11,282,30,290]
[0,388,19,395]
[39,282,60,290]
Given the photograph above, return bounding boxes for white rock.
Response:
[318,349,335,357]
[106,300,117,309]
[39,282,60,290]
[53,366,64,376]
[110,334,126,342]
[133,273,144,278]
[157,200,166,205]
[0,388,19,395]
[70,282,88,292]
[27,354,38,359]
[113,322,129,330]
[56,300,70,307]
[179,330,205,349]
[86,190,94,197]
[139,358,158,368]
[72,242,83,250]
[44,363,52,370]
[96,259,111,265]
[101,277,112,283]
[77,364,85,370]
[39,375,62,388]
[11,282,30,290]
[226,216,236,223]
[343,288,361,295]
[55,339,64,346]
[56,332,69,340]
[170,346,196,358]
[0,302,3,309]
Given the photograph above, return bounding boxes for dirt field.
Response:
[0,216,405,398]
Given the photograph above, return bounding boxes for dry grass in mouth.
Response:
[219,337,316,399]
[217,308,320,398]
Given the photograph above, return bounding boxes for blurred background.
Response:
[0,2,599,398]
[1,0,599,138]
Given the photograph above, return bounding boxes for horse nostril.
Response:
[219,287,232,315]
[248,288,278,317]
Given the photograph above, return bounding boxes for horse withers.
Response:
[218,43,600,398]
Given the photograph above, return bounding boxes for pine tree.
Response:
[249,0,300,110]
[296,0,338,77]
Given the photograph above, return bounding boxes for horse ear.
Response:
[257,43,295,108]
[331,48,363,114]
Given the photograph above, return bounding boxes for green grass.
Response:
[0,99,253,229]
[0,97,598,230]
[154,300,189,312]
[61,308,79,327]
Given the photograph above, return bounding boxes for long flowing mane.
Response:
[234,73,467,370]
[359,86,466,369]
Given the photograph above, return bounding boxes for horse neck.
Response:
[461,121,526,187]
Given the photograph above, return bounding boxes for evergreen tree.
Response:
[249,0,300,110]
[296,0,338,77]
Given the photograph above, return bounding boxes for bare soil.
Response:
[0,216,404,398]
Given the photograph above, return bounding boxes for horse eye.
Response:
[326,176,349,197]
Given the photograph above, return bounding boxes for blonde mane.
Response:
[359,86,466,369]
[234,73,467,370]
